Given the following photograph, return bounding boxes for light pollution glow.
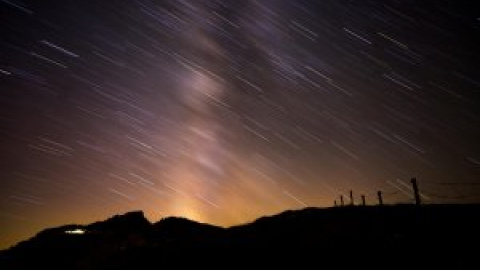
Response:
[1,0,479,250]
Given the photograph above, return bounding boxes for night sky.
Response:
[1,0,480,249]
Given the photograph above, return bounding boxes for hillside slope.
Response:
[1,204,478,269]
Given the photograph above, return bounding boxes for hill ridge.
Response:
[1,204,479,269]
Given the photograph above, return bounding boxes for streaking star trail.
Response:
[1,0,480,249]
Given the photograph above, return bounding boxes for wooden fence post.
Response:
[377,191,383,205]
[411,178,421,205]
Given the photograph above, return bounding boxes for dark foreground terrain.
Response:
[1,204,479,269]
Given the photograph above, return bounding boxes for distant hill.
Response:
[1,204,479,269]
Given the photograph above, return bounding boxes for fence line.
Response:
[333,177,480,206]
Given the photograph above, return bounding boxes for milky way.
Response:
[1,0,480,249]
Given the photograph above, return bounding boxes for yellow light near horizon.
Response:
[65,228,85,235]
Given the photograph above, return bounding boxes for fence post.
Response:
[334,200,337,207]
[361,195,366,206]
[340,195,344,206]
[377,191,383,205]
[411,178,421,205]
[350,190,354,206]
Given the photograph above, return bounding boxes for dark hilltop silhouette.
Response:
[1,204,479,269]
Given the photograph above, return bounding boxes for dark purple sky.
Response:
[1,0,479,249]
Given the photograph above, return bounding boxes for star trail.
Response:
[1,0,479,249]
